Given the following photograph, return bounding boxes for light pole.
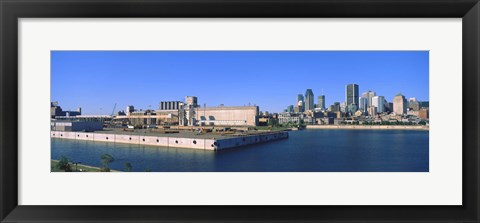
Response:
[70,161,82,172]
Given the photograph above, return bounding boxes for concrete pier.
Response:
[50,130,288,151]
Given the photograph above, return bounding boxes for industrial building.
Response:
[117,96,258,127]
[185,96,198,107]
[159,101,182,110]
[180,105,259,126]
[50,101,81,118]
[51,120,103,132]
[115,110,179,127]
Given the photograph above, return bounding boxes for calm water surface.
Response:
[51,130,429,172]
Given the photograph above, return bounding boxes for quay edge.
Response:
[50,130,289,151]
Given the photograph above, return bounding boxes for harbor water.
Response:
[51,129,429,172]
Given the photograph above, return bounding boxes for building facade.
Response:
[185,96,198,107]
[371,96,385,113]
[358,97,368,112]
[286,105,294,113]
[419,108,429,119]
[317,95,325,110]
[367,106,378,116]
[125,105,135,115]
[159,101,182,110]
[51,120,103,132]
[296,94,305,112]
[409,98,420,111]
[278,112,303,124]
[362,90,376,107]
[193,106,259,126]
[304,89,314,111]
[393,94,408,115]
[346,84,359,109]
[50,101,81,118]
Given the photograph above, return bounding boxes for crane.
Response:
[107,103,117,128]
[111,103,117,117]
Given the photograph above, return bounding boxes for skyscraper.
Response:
[296,94,305,112]
[358,97,368,112]
[361,90,376,107]
[393,93,407,115]
[346,84,359,109]
[371,96,385,113]
[332,102,341,112]
[317,95,325,110]
[304,89,314,111]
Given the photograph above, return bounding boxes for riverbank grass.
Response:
[51,160,121,172]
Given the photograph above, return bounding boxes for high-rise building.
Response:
[409,98,420,111]
[294,100,304,113]
[317,95,325,110]
[358,97,368,112]
[420,101,429,108]
[286,105,294,113]
[383,98,388,112]
[296,94,305,112]
[346,84,359,109]
[372,96,385,113]
[362,90,376,107]
[388,102,394,113]
[304,89,314,111]
[393,93,407,115]
[329,102,341,113]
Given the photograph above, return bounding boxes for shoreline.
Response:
[306,125,429,131]
[51,159,121,172]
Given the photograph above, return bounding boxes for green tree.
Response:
[100,154,114,172]
[124,162,133,172]
[55,155,72,172]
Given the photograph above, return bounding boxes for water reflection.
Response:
[51,130,429,172]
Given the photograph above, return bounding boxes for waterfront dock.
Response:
[50,129,288,151]
[306,125,429,131]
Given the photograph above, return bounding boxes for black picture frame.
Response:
[1,0,479,222]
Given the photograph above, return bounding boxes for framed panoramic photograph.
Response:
[1,0,479,222]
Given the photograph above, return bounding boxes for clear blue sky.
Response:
[51,51,429,114]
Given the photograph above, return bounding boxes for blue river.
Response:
[51,129,429,172]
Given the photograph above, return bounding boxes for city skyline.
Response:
[51,51,429,114]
